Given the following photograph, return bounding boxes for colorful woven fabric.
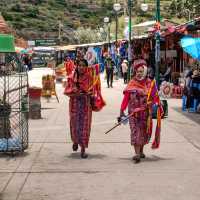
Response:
[64,66,93,96]
[65,59,75,76]
[121,78,163,148]
[64,64,105,111]
[65,64,105,148]
[69,95,92,148]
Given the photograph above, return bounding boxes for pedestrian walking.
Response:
[23,54,32,70]
[121,59,128,84]
[64,56,74,76]
[105,55,114,88]
[64,59,105,158]
[119,60,163,163]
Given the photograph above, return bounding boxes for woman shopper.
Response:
[119,59,163,163]
[64,59,105,158]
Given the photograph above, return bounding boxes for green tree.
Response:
[74,27,103,44]
[176,0,184,17]
[25,6,39,18]
[11,4,23,12]
[101,0,106,7]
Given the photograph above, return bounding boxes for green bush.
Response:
[25,6,39,18]
[11,4,23,12]
[12,21,26,29]
[1,11,13,21]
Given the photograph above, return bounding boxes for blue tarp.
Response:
[181,36,200,61]
[0,136,22,151]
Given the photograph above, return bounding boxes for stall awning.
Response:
[0,34,15,53]
[54,45,76,51]
[132,20,156,28]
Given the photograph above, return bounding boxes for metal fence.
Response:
[0,53,28,153]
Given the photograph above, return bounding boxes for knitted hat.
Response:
[133,59,147,70]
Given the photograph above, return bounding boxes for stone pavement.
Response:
[0,77,200,200]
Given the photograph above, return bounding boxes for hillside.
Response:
[0,0,198,44]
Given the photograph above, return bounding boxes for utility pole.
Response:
[104,17,110,51]
[58,21,63,44]
[113,3,121,45]
[115,11,118,43]
[127,0,133,81]
[123,0,127,16]
[155,0,160,87]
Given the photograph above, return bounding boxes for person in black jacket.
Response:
[186,68,200,109]
[105,55,114,88]
[191,69,200,99]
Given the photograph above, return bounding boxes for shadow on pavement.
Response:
[67,153,107,160]
[144,155,173,162]
[119,155,173,163]
[172,107,200,125]
[0,151,30,159]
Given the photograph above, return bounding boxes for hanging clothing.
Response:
[121,78,163,148]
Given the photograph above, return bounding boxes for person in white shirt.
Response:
[121,59,128,84]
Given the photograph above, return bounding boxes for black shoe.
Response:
[81,152,88,159]
[72,143,78,151]
[140,153,146,159]
[134,158,140,164]
[81,147,88,159]
[132,155,140,164]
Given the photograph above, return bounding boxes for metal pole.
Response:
[115,11,118,43]
[108,23,111,51]
[155,0,160,87]
[127,0,132,81]
[58,21,62,44]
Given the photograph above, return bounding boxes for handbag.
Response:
[90,91,105,112]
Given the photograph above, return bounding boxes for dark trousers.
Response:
[123,72,128,84]
[106,69,113,87]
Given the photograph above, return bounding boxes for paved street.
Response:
[1,77,200,200]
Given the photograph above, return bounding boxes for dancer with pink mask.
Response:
[119,59,163,163]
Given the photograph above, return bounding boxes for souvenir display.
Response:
[159,81,172,98]
[42,75,59,102]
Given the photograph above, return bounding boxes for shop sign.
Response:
[35,39,58,46]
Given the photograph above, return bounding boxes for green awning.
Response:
[0,34,15,53]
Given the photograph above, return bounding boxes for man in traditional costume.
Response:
[64,59,105,158]
[119,59,163,163]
